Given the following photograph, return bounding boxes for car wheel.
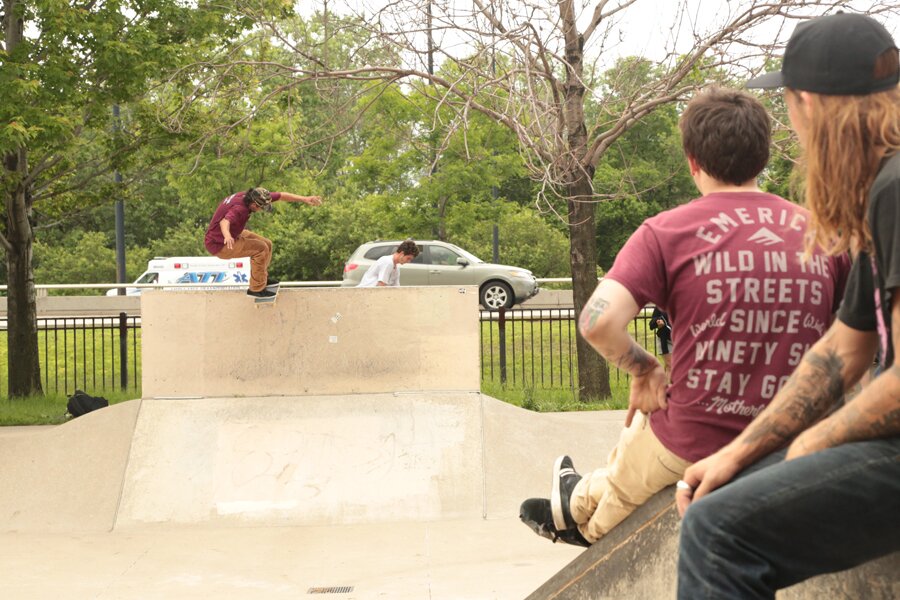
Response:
[480,281,514,310]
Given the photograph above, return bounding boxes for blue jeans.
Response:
[678,437,900,599]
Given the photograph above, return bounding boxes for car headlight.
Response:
[508,270,531,279]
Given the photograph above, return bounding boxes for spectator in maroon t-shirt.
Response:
[519,88,849,548]
[204,187,322,297]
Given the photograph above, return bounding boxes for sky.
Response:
[296,0,900,76]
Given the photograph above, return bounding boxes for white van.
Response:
[106,256,251,296]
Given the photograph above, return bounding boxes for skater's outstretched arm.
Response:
[276,192,323,206]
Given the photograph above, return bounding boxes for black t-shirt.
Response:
[837,153,900,366]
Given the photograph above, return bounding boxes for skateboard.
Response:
[253,283,280,307]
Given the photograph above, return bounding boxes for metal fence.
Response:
[1,307,661,398]
[0,313,141,397]
[479,307,661,390]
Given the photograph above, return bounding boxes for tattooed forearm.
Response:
[743,348,846,446]
[849,364,900,439]
[609,339,657,376]
[579,295,610,332]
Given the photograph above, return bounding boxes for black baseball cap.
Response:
[746,13,899,95]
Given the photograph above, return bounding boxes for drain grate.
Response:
[307,586,354,594]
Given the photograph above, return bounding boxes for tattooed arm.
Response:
[676,317,881,517]
[786,289,900,458]
[579,279,666,426]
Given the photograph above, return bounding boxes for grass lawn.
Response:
[0,389,141,426]
[0,319,142,400]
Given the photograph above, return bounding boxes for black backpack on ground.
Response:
[66,390,109,418]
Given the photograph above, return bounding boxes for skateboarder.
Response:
[204,187,322,298]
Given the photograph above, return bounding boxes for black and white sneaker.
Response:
[247,289,276,298]
[551,455,582,531]
[265,278,280,287]
[520,498,590,548]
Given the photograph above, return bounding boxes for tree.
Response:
[162,1,900,399]
[0,1,256,396]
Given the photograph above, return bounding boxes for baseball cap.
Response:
[746,12,899,95]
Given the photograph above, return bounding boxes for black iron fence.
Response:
[0,313,141,397]
[479,307,661,390]
[1,308,661,398]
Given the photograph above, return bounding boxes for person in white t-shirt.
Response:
[356,240,420,287]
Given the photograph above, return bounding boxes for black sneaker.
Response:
[247,289,276,298]
[520,498,590,548]
[266,278,280,287]
[551,455,581,531]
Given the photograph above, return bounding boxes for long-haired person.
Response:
[675,13,900,599]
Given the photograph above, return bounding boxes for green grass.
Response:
[0,321,142,400]
[481,379,630,412]
[0,389,141,426]
[478,309,660,411]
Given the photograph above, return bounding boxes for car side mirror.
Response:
[456,257,469,267]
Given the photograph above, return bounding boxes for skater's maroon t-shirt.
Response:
[605,192,849,462]
[204,191,282,254]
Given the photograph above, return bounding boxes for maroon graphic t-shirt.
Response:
[204,191,282,254]
[606,192,850,462]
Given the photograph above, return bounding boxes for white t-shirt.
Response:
[357,255,399,287]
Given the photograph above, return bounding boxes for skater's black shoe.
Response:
[551,455,582,531]
[247,288,276,298]
[265,278,280,287]
[520,498,590,548]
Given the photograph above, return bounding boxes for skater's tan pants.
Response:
[569,412,691,543]
[216,230,272,292]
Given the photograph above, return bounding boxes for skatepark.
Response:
[0,287,896,599]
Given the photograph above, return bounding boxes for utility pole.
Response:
[113,105,126,295]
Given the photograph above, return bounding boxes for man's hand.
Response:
[675,449,743,517]
[303,195,323,206]
[224,234,235,250]
[625,360,667,427]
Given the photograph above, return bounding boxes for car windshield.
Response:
[444,243,483,264]
[135,272,158,284]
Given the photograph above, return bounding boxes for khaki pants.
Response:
[215,230,272,292]
[570,412,691,543]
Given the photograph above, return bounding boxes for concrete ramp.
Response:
[525,488,899,600]
[0,400,140,533]
[115,393,623,529]
[116,393,485,528]
[0,393,624,533]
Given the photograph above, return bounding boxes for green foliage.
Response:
[33,232,118,292]
[449,202,570,277]
[595,198,664,271]
[33,230,157,291]
[146,222,207,258]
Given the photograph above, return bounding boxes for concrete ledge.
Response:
[0,295,140,317]
[141,287,480,397]
[525,489,679,600]
[526,487,899,599]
